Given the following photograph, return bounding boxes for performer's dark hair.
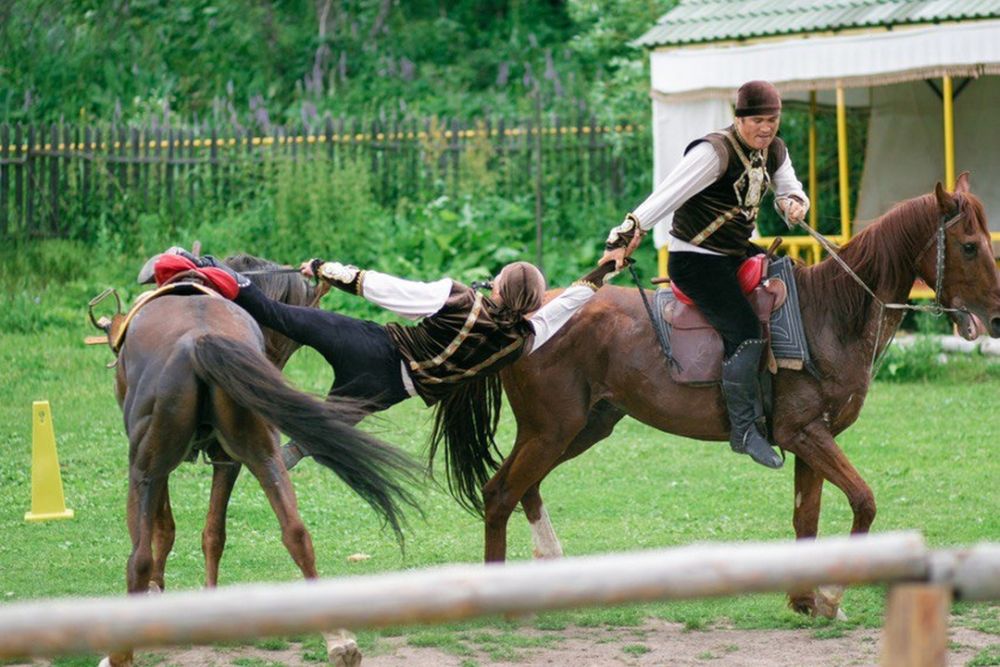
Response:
[427,373,504,516]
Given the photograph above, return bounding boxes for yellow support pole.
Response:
[25,401,74,522]
[836,86,851,241]
[809,91,818,232]
[658,246,668,279]
[942,75,955,190]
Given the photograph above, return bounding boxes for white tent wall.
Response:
[954,77,1000,236]
[855,81,945,226]
[856,77,1000,231]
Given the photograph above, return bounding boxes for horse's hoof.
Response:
[98,655,132,667]
[326,631,362,667]
[813,585,847,620]
[147,582,162,594]
[531,547,562,559]
[788,595,815,616]
[98,658,111,667]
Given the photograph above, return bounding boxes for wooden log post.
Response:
[881,584,951,667]
[0,532,929,661]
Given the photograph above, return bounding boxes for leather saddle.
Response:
[87,278,223,361]
[658,255,789,386]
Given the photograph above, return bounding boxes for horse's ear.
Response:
[934,181,953,213]
[954,171,970,194]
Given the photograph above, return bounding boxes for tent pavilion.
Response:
[633,0,1000,281]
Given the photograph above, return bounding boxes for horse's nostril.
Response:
[991,317,1000,337]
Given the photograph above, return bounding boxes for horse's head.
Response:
[918,173,1000,340]
[225,254,319,367]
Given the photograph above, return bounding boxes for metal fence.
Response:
[0,117,650,241]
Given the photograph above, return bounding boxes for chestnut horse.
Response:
[102,256,419,667]
[482,175,1000,617]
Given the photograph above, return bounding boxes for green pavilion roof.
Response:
[634,0,1000,48]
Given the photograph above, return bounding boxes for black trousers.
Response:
[235,282,410,411]
[667,250,762,358]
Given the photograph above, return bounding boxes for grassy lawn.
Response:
[1,323,998,663]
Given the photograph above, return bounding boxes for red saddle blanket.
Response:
[671,254,766,306]
[153,255,239,300]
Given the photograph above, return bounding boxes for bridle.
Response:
[784,201,970,375]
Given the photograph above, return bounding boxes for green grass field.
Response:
[1,325,998,664]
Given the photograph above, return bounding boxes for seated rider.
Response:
[149,249,616,492]
[599,80,810,470]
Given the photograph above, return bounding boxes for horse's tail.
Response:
[188,333,420,542]
[427,374,504,517]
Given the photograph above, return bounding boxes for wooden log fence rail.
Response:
[0,531,996,665]
[0,119,651,241]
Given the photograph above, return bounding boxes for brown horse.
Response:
[102,256,419,666]
[479,175,1000,617]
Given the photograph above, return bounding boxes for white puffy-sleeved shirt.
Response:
[611,140,809,255]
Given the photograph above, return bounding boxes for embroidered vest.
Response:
[671,127,787,256]
[385,284,534,404]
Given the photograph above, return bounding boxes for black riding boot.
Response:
[721,338,783,469]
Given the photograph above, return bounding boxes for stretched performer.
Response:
[150,250,615,510]
[600,80,810,469]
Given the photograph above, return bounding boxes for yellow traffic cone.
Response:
[24,401,74,522]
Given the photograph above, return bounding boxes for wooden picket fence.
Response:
[0,117,650,241]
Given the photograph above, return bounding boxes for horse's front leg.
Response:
[794,420,877,533]
[787,455,824,616]
[202,447,242,588]
[786,419,877,619]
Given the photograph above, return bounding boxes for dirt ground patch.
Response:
[9,618,997,666]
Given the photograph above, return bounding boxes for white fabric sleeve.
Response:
[524,285,597,355]
[629,141,723,231]
[360,271,454,320]
[771,154,810,211]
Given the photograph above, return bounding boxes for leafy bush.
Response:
[876,336,947,382]
[0,291,63,334]
[876,335,1000,383]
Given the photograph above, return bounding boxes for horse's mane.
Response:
[794,191,987,339]
[225,254,315,307]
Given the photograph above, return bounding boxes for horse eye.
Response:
[961,242,978,259]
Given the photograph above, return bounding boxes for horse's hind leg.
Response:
[107,465,173,667]
[521,485,562,559]
[522,401,626,560]
[228,422,363,665]
[202,443,242,588]
[484,405,590,563]
[150,487,176,593]
[213,404,318,578]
